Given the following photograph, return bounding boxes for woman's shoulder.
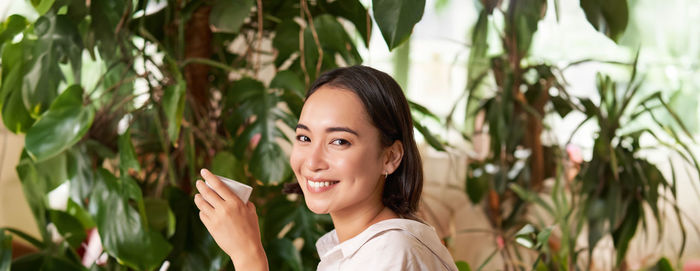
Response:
[352,219,458,270]
[360,218,441,252]
[316,218,458,270]
[360,226,424,252]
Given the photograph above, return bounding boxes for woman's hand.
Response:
[193,168,268,271]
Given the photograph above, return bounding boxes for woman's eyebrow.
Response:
[326,127,359,136]
[295,123,359,136]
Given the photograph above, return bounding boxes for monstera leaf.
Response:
[227,78,293,184]
[22,12,82,117]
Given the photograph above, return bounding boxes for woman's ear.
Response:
[383,140,404,174]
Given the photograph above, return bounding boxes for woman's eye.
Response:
[331,139,350,146]
[296,135,310,142]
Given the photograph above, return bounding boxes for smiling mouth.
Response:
[306,179,340,193]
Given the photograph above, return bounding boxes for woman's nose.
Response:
[305,143,329,172]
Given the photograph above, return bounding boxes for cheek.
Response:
[332,149,381,178]
[289,148,303,175]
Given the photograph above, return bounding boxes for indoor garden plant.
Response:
[0,0,431,270]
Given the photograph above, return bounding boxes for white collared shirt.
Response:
[315,218,458,271]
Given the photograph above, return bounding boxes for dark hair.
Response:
[284,65,423,220]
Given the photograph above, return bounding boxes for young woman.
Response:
[194,66,458,270]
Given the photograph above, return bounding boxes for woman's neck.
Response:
[330,202,399,243]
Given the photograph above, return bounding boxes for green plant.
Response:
[447,0,577,268]
[0,0,429,270]
[511,55,700,270]
[447,0,698,269]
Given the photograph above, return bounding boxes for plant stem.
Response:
[180,57,236,72]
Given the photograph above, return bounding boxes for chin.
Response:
[304,198,331,214]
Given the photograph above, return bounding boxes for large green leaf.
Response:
[261,196,298,242]
[250,137,291,184]
[227,78,292,183]
[25,85,94,162]
[1,40,35,133]
[372,0,426,50]
[263,197,330,270]
[272,19,300,67]
[210,0,255,33]
[2,72,35,134]
[89,169,171,270]
[325,0,372,47]
[288,205,332,269]
[580,0,628,42]
[22,13,82,117]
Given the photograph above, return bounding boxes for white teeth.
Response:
[309,180,334,188]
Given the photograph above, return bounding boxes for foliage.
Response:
[451,0,699,269]
[0,0,427,270]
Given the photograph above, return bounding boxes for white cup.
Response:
[205,175,253,203]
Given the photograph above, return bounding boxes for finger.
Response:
[193,193,214,213]
[246,201,256,212]
[200,168,242,204]
[195,180,225,207]
[199,211,210,224]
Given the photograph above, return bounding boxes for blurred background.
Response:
[1,0,699,270]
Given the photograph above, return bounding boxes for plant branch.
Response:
[298,1,309,86]
[302,0,323,78]
[256,0,264,76]
[180,57,236,72]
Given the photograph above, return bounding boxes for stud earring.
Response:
[384,171,388,179]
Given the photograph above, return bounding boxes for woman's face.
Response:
[290,86,387,215]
